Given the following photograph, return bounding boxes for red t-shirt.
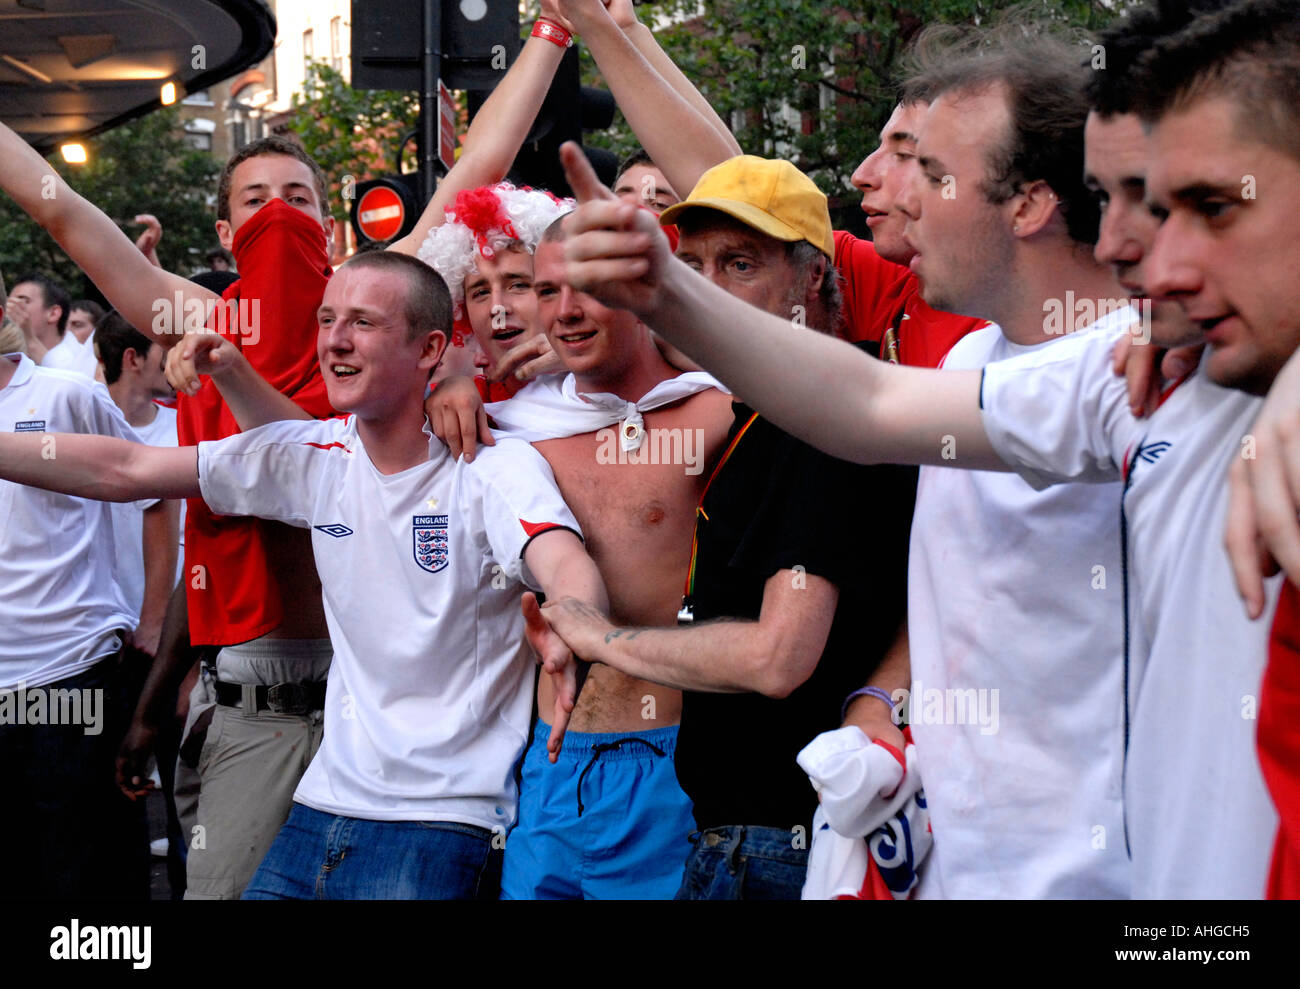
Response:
[177,198,336,646]
[1260,578,1300,898]
[833,230,982,369]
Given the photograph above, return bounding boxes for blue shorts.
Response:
[501,721,694,900]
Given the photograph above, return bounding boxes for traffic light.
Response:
[352,0,519,91]
[349,3,620,209]
[476,47,620,196]
[352,0,522,202]
[350,173,421,246]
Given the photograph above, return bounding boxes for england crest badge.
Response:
[412,514,449,573]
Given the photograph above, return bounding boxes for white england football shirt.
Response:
[909,320,1130,899]
[980,317,1281,898]
[110,403,182,619]
[41,330,99,379]
[197,415,582,829]
[0,354,140,689]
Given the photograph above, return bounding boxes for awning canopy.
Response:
[0,0,275,154]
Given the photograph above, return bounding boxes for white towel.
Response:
[486,371,726,447]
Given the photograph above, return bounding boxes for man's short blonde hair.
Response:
[0,317,27,356]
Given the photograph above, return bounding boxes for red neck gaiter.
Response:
[177,198,336,646]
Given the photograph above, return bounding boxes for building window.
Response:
[184,117,216,152]
[303,28,314,75]
[330,17,342,72]
[228,104,265,152]
[182,89,213,106]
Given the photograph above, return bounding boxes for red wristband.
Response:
[532,18,573,49]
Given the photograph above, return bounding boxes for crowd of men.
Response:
[1,0,1298,901]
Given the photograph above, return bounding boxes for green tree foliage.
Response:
[286,59,421,225]
[517,1,1134,200]
[0,107,221,293]
[644,0,1133,196]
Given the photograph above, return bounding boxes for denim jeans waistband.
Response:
[690,824,809,867]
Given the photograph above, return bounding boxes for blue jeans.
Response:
[675,825,809,900]
[243,803,502,900]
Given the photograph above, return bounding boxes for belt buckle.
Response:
[266,681,309,715]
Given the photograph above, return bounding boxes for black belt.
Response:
[214,679,327,715]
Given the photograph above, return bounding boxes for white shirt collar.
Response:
[1,352,36,390]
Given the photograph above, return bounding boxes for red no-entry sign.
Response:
[356,184,406,242]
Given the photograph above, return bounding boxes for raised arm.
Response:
[615,2,738,159]
[17,323,50,365]
[557,145,999,469]
[388,6,570,256]
[0,432,199,502]
[133,214,164,269]
[0,121,218,347]
[559,0,740,198]
[165,332,311,429]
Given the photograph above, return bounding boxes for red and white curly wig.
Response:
[417,182,573,346]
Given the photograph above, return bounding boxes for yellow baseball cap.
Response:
[660,155,834,259]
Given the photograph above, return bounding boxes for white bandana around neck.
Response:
[485,371,728,448]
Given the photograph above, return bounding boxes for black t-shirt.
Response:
[674,392,916,834]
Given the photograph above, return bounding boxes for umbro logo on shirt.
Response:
[1134,441,1172,465]
[14,420,45,433]
[314,523,354,538]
